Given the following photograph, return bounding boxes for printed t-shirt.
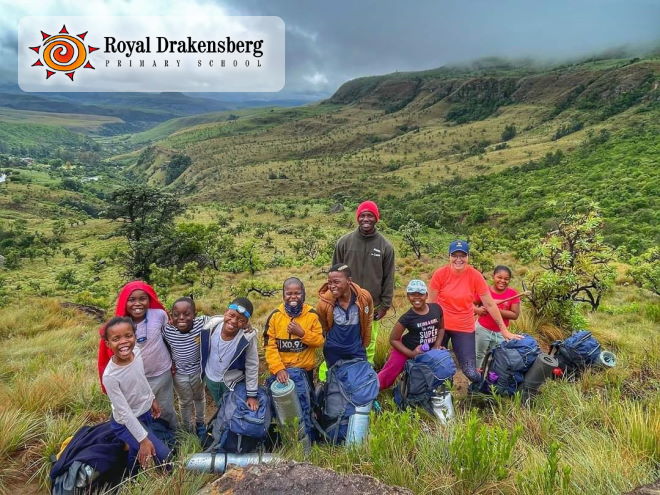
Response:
[429,265,488,332]
[477,287,520,332]
[399,303,443,350]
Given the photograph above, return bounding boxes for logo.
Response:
[29,24,98,81]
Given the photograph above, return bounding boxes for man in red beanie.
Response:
[321,200,394,376]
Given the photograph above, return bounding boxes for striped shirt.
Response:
[162,316,211,375]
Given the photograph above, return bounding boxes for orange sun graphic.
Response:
[30,25,99,81]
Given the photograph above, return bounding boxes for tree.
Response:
[105,184,184,280]
[628,247,660,295]
[399,219,426,259]
[501,124,516,142]
[163,154,192,185]
[524,209,615,329]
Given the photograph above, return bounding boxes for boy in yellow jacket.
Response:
[264,277,324,386]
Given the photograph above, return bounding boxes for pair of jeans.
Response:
[442,330,482,383]
[173,372,205,432]
[110,411,171,474]
[377,347,408,390]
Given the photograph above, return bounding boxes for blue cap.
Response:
[406,279,428,294]
[449,240,469,255]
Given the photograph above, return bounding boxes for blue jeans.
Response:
[110,411,171,474]
[442,330,482,383]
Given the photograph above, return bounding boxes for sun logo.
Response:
[29,25,99,81]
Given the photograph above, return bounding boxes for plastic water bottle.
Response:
[597,351,616,368]
[487,371,499,383]
[346,402,372,445]
[420,343,430,352]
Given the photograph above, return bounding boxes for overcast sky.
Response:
[0,0,658,99]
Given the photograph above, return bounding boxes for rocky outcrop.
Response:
[197,461,413,495]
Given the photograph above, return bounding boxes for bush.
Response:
[449,410,521,490]
[628,247,659,295]
[501,124,516,142]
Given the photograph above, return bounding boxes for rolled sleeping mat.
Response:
[597,351,616,368]
[185,452,280,473]
[521,353,559,397]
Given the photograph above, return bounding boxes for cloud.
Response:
[1,0,658,99]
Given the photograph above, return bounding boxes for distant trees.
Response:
[628,247,659,296]
[163,153,192,185]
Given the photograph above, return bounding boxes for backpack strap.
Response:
[262,309,281,346]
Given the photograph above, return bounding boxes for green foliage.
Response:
[399,219,427,259]
[628,247,660,295]
[552,119,584,140]
[163,153,192,185]
[525,209,615,329]
[448,410,521,490]
[384,124,658,254]
[517,442,572,495]
[105,184,184,280]
[501,124,517,141]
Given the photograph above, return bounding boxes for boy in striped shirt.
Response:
[162,297,219,436]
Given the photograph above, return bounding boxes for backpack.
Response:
[204,381,272,454]
[393,349,456,414]
[50,422,127,495]
[480,334,541,396]
[265,367,316,442]
[550,330,601,377]
[315,359,379,444]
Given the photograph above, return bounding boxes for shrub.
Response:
[501,124,516,141]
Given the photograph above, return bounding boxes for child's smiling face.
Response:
[105,321,136,362]
[172,301,195,332]
[407,291,428,310]
[126,289,150,321]
[493,270,511,292]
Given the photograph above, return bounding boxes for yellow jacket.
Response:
[264,303,324,374]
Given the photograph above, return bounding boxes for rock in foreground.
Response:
[197,460,413,495]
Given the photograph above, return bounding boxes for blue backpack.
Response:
[205,381,272,454]
[394,349,456,413]
[551,330,601,377]
[480,334,541,396]
[265,367,316,442]
[315,359,379,444]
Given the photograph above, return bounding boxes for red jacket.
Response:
[97,281,167,392]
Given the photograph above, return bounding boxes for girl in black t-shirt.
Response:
[377,280,445,390]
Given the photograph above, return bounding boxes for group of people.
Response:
[96,200,522,472]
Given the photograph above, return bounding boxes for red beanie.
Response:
[356,201,380,221]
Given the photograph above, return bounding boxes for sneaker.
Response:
[372,399,383,414]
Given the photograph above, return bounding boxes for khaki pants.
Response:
[174,372,205,432]
[147,370,177,429]
[475,322,505,369]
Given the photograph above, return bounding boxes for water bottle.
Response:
[487,371,499,383]
[346,402,372,445]
[420,343,430,352]
[270,379,308,446]
[430,390,455,425]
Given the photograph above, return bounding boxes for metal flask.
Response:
[430,390,455,425]
[270,378,309,446]
[346,402,373,445]
[185,452,280,473]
